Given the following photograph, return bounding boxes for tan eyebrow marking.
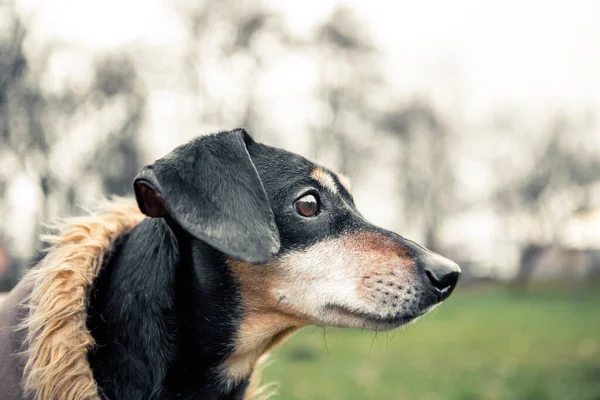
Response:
[311,167,338,194]
[337,173,352,194]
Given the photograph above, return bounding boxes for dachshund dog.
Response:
[0,129,460,400]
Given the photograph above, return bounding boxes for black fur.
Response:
[134,130,280,264]
[88,217,249,399]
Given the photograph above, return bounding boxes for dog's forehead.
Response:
[248,142,314,173]
[247,142,318,187]
[247,141,352,198]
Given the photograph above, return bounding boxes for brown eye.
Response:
[295,194,319,217]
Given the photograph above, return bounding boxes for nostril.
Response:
[425,269,460,291]
[443,271,460,290]
[420,251,461,293]
[425,269,435,286]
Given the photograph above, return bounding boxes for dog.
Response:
[0,129,460,400]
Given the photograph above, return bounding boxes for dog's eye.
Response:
[295,194,319,217]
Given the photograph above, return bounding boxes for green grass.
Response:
[262,286,600,400]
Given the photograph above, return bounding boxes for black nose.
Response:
[422,252,461,300]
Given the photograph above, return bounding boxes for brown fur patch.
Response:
[344,232,415,298]
[19,198,144,400]
[311,167,338,193]
[224,259,307,386]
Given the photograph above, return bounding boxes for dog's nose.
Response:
[422,252,461,299]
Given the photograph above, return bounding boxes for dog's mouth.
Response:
[322,303,430,331]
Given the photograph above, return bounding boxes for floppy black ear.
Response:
[134,129,280,264]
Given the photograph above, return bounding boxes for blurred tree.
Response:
[493,114,600,287]
[168,0,296,141]
[496,114,600,239]
[78,57,145,197]
[0,10,49,259]
[380,100,457,252]
[0,10,146,262]
[309,7,383,179]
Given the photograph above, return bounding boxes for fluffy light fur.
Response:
[20,198,144,400]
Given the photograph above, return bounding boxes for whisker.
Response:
[369,331,378,355]
[306,325,318,340]
[323,327,329,355]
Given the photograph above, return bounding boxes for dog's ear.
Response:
[133,129,280,264]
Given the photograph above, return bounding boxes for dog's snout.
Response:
[422,252,461,299]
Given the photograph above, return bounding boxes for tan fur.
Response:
[311,168,338,194]
[223,259,306,389]
[19,198,145,400]
[244,355,278,400]
[222,312,302,382]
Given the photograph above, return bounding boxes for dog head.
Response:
[134,129,461,384]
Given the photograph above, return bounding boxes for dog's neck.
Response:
[168,223,246,396]
[87,218,254,399]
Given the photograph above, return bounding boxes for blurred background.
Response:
[1,0,599,398]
